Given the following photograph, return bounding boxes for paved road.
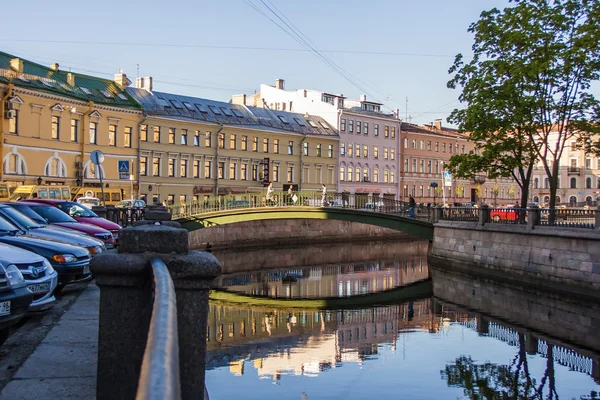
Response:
[0,283,98,400]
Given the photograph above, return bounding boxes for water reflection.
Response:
[206,241,600,399]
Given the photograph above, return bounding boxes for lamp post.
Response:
[36,176,42,185]
[129,174,134,201]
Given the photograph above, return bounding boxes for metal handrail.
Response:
[136,257,181,400]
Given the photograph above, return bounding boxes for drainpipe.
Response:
[399,120,404,200]
[214,124,224,196]
[136,112,147,199]
[0,84,14,182]
[299,134,307,191]
[80,101,95,187]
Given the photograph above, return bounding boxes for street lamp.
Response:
[129,174,134,201]
[36,176,42,185]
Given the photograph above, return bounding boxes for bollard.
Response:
[478,205,489,226]
[92,211,221,400]
[528,206,540,229]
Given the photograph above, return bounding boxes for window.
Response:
[328,144,333,158]
[252,137,258,152]
[570,159,577,168]
[347,167,353,182]
[364,122,369,135]
[348,144,353,157]
[303,142,309,156]
[585,177,592,189]
[374,146,379,159]
[462,145,465,154]
[420,160,424,173]
[384,126,389,138]
[108,124,117,146]
[356,121,361,134]
[230,134,236,150]
[356,144,361,158]
[218,133,225,149]
[180,159,188,178]
[435,142,439,152]
[390,170,395,184]
[316,144,322,157]
[391,127,396,138]
[241,136,248,151]
[391,148,395,160]
[339,167,345,181]
[420,140,425,150]
[241,163,248,180]
[428,160,432,173]
[273,139,279,154]
[348,120,354,133]
[194,131,199,146]
[449,143,453,153]
[153,126,160,143]
[273,165,280,182]
[205,132,212,147]
[585,158,591,169]
[124,127,132,148]
[384,169,389,183]
[288,141,294,155]
[193,160,199,178]
[252,164,259,181]
[403,138,408,148]
[374,169,379,183]
[181,129,188,145]
[204,161,212,178]
[70,119,79,142]
[89,122,97,144]
[340,119,346,131]
[340,143,346,156]
[384,148,388,160]
[412,159,417,172]
[141,124,148,142]
[153,157,160,176]
[412,140,417,149]
[355,168,360,182]
[8,110,18,134]
[167,128,175,144]
[209,105,221,115]
[570,177,577,188]
[570,141,577,151]
[363,145,368,158]
[229,162,236,180]
[218,162,225,179]
[374,124,379,136]
[167,195,174,206]
[287,166,294,183]
[263,138,269,153]
[51,116,60,140]
[168,158,175,177]
[140,157,148,176]
[278,115,289,124]
[443,143,447,152]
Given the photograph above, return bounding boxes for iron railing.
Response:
[136,257,181,400]
[442,207,479,222]
[487,207,527,225]
[539,208,596,229]
[106,207,146,228]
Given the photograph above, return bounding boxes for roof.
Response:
[401,122,467,139]
[0,51,140,109]
[127,88,339,138]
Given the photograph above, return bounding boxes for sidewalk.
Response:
[0,283,99,400]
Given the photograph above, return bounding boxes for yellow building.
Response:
[0,51,142,196]
[127,79,339,205]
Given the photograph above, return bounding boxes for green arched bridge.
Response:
[171,192,434,241]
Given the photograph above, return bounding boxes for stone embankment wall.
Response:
[430,221,600,299]
[188,219,411,251]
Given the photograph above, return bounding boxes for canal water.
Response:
[205,240,600,400]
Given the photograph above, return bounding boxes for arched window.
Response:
[403,138,408,148]
[569,196,577,205]
[384,169,389,183]
[570,177,577,189]
[585,177,592,189]
[533,178,539,189]
[533,196,539,202]
[585,196,593,205]
[3,151,26,175]
[84,161,105,179]
[339,167,345,182]
[44,156,67,177]
[373,169,379,183]
[363,167,369,181]
[543,196,550,204]
[390,170,395,184]
[544,178,549,189]
[347,167,353,182]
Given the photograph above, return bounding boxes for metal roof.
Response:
[128,88,339,138]
[0,51,140,109]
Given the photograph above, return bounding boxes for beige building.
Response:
[127,79,339,205]
[0,51,142,196]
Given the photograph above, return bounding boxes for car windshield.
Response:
[28,205,77,223]
[0,207,43,229]
[0,215,21,234]
[7,205,47,224]
[58,202,98,218]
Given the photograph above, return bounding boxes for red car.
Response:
[9,202,116,249]
[22,199,121,244]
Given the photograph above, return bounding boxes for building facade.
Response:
[0,51,142,197]
[128,78,339,205]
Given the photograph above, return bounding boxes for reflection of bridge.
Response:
[171,192,434,240]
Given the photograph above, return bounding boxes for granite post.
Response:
[478,205,489,226]
[91,211,221,400]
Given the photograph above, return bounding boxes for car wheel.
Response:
[492,215,500,222]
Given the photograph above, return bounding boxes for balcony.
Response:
[567,167,581,174]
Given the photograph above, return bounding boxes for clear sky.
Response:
[2,0,510,126]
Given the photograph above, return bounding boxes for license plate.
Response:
[0,301,10,316]
[28,282,50,294]
[106,243,114,249]
[112,233,119,239]
[83,265,90,275]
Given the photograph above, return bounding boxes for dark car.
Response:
[0,216,92,294]
[0,263,32,346]
[0,204,106,256]
[22,200,121,244]
[6,202,116,249]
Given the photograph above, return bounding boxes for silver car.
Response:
[0,243,58,311]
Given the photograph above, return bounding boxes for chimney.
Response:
[114,69,132,89]
[360,94,367,102]
[67,72,75,86]
[50,63,59,71]
[434,120,442,130]
[10,58,23,73]
[275,79,285,90]
[231,94,247,105]
[135,77,153,92]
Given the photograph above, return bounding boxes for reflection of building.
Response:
[214,257,429,299]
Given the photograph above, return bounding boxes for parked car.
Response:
[0,204,106,256]
[0,243,58,311]
[22,200,121,244]
[8,202,116,249]
[0,216,92,295]
[115,199,146,209]
[76,196,100,207]
[0,263,32,346]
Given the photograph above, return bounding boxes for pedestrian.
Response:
[266,182,274,205]
[408,195,416,218]
[321,184,328,207]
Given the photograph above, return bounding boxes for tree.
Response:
[448,0,600,211]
